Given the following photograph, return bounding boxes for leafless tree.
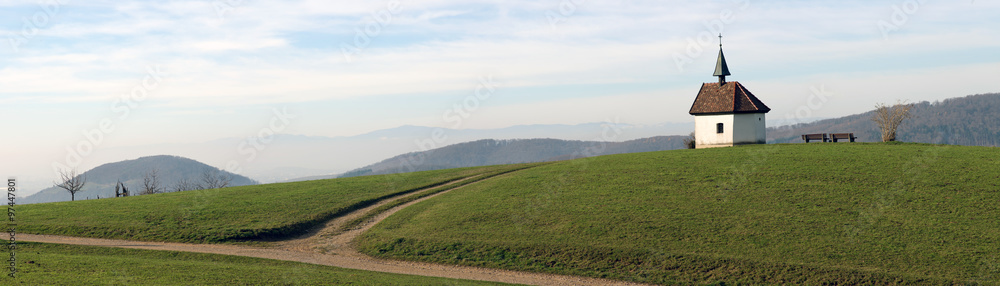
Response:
[198,170,232,190]
[54,169,87,201]
[140,169,163,195]
[173,178,197,193]
[872,100,915,142]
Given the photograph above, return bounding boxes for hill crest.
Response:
[23,155,257,204]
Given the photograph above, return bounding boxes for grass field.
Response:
[357,143,1000,285]
[18,165,525,243]
[2,242,512,285]
[340,163,547,231]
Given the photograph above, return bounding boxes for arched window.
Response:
[716,123,724,134]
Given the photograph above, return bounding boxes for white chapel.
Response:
[688,36,771,149]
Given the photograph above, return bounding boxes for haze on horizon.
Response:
[3,1,999,194]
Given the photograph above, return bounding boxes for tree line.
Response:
[54,168,234,201]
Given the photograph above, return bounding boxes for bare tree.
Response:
[872,100,915,142]
[140,169,163,195]
[54,169,87,201]
[198,170,232,190]
[173,178,197,193]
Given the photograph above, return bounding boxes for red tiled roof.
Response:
[688,81,771,115]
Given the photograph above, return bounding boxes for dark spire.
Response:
[714,34,730,85]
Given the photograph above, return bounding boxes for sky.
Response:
[3,0,999,191]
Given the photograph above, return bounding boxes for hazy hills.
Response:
[23,155,257,204]
[336,93,1000,179]
[81,122,694,184]
[19,93,999,196]
[12,122,700,197]
[768,93,1000,146]
[337,136,688,178]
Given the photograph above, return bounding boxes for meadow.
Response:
[339,163,548,231]
[17,143,1000,284]
[357,143,1000,285]
[2,242,511,285]
[17,165,525,243]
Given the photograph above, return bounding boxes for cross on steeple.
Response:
[713,33,731,85]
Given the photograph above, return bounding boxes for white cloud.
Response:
[2,0,999,183]
[3,1,996,103]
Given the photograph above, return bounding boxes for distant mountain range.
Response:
[13,122,705,197]
[329,93,1000,180]
[22,155,257,204]
[81,122,695,184]
[768,93,1000,146]
[18,93,999,197]
[333,136,689,179]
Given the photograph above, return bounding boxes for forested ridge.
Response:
[769,93,1000,146]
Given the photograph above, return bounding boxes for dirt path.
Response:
[21,173,650,286]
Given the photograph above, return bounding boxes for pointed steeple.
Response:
[714,34,730,85]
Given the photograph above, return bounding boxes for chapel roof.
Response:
[689,81,771,115]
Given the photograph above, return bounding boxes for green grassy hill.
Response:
[23,155,258,204]
[17,143,1000,284]
[356,143,1000,285]
[18,165,526,243]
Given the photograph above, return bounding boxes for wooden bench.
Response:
[830,133,857,142]
[801,133,828,143]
